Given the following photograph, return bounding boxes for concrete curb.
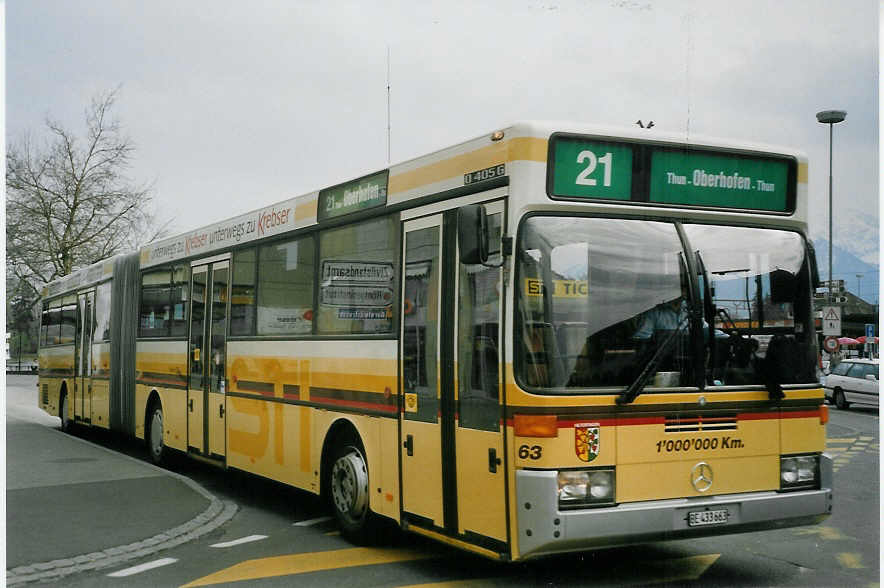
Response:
[6,427,238,585]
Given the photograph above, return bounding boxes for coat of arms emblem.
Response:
[575,422,600,462]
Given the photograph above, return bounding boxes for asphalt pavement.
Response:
[5,375,237,585]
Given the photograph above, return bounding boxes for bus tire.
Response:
[834,388,850,410]
[59,388,72,433]
[329,440,378,544]
[147,401,167,465]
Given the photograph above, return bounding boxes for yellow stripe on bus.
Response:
[389,137,547,198]
[295,198,317,221]
[181,547,436,587]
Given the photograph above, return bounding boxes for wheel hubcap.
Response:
[150,410,164,457]
[331,449,368,523]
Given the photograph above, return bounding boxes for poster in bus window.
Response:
[321,285,394,308]
[320,260,394,332]
[322,260,394,284]
[257,306,313,334]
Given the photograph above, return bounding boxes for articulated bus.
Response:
[38,121,831,560]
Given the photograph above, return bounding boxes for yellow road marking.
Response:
[635,554,721,585]
[836,552,865,569]
[398,554,720,587]
[825,447,847,453]
[827,438,857,444]
[401,582,491,588]
[181,547,436,587]
[795,526,847,540]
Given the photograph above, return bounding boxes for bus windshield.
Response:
[516,216,818,393]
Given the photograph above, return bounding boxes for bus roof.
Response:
[43,121,808,290]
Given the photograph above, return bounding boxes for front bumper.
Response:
[515,454,833,560]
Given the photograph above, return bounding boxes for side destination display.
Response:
[548,134,795,213]
[318,169,389,221]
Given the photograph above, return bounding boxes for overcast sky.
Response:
[6,0,880,263]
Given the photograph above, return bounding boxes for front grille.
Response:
[42,384,49,405]
[665,414,737,433]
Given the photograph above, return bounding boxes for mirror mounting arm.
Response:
[480,237,512,268]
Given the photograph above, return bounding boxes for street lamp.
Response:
[816,109,847,304]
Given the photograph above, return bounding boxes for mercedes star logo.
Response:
[691,462,714,492]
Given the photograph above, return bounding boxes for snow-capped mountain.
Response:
[812,238,879,304]
[809,207,879,266]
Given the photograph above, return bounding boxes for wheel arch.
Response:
[144,388,162,436]
[320,417,366,498]
[58,380,69,419]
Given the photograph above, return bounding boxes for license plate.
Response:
[688,509,729,527]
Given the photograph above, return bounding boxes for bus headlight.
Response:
[780,455,819,490]
[557,469,615,509]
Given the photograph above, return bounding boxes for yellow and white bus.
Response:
[38,121,832,560]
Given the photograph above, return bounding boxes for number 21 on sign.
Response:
[576,151,612,186]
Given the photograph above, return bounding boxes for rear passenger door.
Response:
[187,257,230,460]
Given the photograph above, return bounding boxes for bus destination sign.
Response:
[318,169,389,221]
[548,135,795,213]
[649,150,789,211]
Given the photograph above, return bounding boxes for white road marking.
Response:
[107,557,178,577]
[210,534,268,548]
[293,516,333,526]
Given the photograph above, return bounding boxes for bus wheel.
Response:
[147,403,166,465]
[330,444,374,542]
[59,392,72,433]
[834,389,850,410]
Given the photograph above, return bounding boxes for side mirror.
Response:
[769,270,796,303]
[805,241,821,290]
[457,204,489,265]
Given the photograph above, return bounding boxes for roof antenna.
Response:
[386,45,391,165]
[635,120,655,129]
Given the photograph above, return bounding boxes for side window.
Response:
[258,236,315,335]
[40,302,50,346]
[858,364,876,380]
[59,296,77,344]
[140,268,172,337]
[318,216,397,335]
[231,248,257,336]
[94,282,112,341]
[403,225,440,424]
[169,264,190,337]
[458,211,502,431]
[47,300,62,345]
[831,362,850,376]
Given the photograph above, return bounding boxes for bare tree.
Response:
[6,88,167,300]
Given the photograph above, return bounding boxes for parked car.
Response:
[824,358,879,409]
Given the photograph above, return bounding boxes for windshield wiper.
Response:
[617,316,689,405]
[695,252,717,381]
